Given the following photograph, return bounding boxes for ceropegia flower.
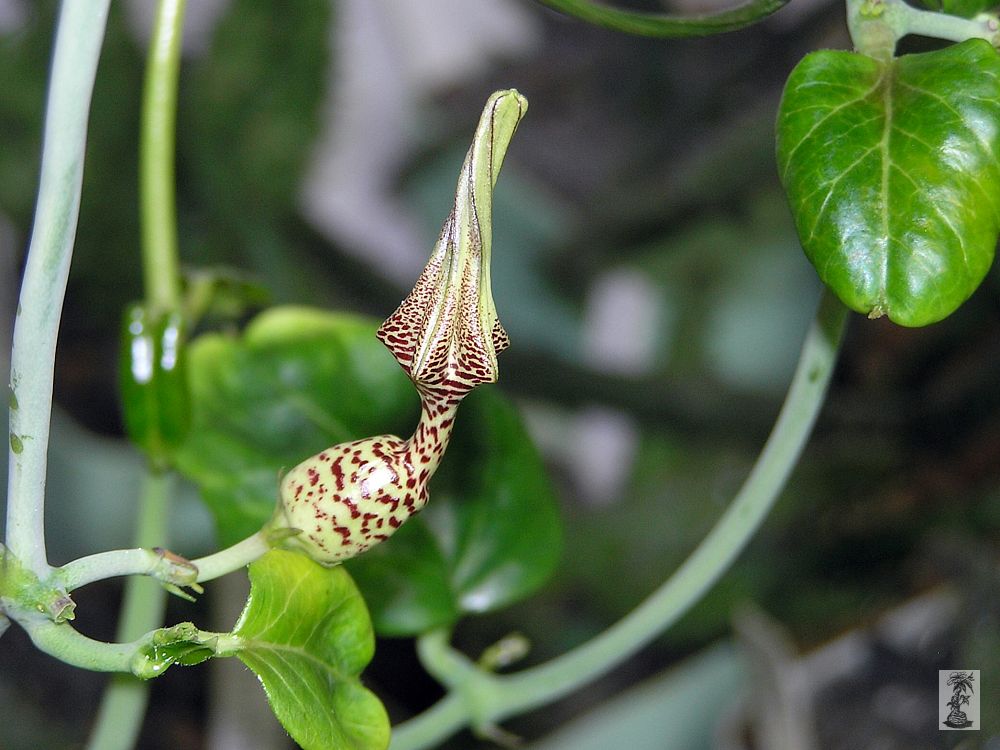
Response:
[273,89,527,564]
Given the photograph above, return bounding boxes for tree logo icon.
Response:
[940,670,979,730]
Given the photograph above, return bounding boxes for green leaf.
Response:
[232,550,389,750]
[536,0,789,37]
[776,40,1000,326]
[175,307,562,635]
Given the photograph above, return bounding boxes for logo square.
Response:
[939,670,980,730]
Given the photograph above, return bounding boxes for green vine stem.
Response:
[58,548,195,592]
[536,0,790,37]
[21,615,235,675]
[846,0,999,58]
[187,530,272,581]
[85,471,172,750]
[4,0,111,579]
[141,0,186,313]
[21,618,142,673]
[85,3,187,747]
[59,529,272,591]
[390,289,848,749]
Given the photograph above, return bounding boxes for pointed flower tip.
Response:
[378,90,528,399]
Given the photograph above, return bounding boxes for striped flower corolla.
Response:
[273,90,527,564]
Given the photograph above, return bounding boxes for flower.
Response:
[273,90,527,565]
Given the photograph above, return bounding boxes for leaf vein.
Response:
[781,75,883,181]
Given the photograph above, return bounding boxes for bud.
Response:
[273,90,527,565]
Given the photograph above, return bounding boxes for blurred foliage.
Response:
[183,0,330,218]
[528,643,745,750]
[173,307,562,635]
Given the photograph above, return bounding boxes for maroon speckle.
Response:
[376,495,399,512]
[331,459,345,490]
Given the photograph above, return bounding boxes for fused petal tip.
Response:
[378,89,527,398]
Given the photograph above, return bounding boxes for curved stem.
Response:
[189,531,272,583]
[59,548,173,592]
[22,618,141,673]
[86,470,172,750]
[59,529,272,591]
[22,615,232,676]
[389,693,468,750]
[535,0,789,37]
[415,629,475,689]
[390,290,848,750]
[140,0,186,313]
[5,0,111,579]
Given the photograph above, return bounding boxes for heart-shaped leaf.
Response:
[174,307,561,635]
[231,550,389,750]
[776,39,1000,326]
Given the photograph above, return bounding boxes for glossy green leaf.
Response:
[175,307,562,635]
[232,550,389,750]
[776,40,1000,326]
[536,0,789,37]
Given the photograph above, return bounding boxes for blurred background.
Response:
[2,0,1000,748]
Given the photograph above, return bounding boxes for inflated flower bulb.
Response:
[274,90,527,564]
